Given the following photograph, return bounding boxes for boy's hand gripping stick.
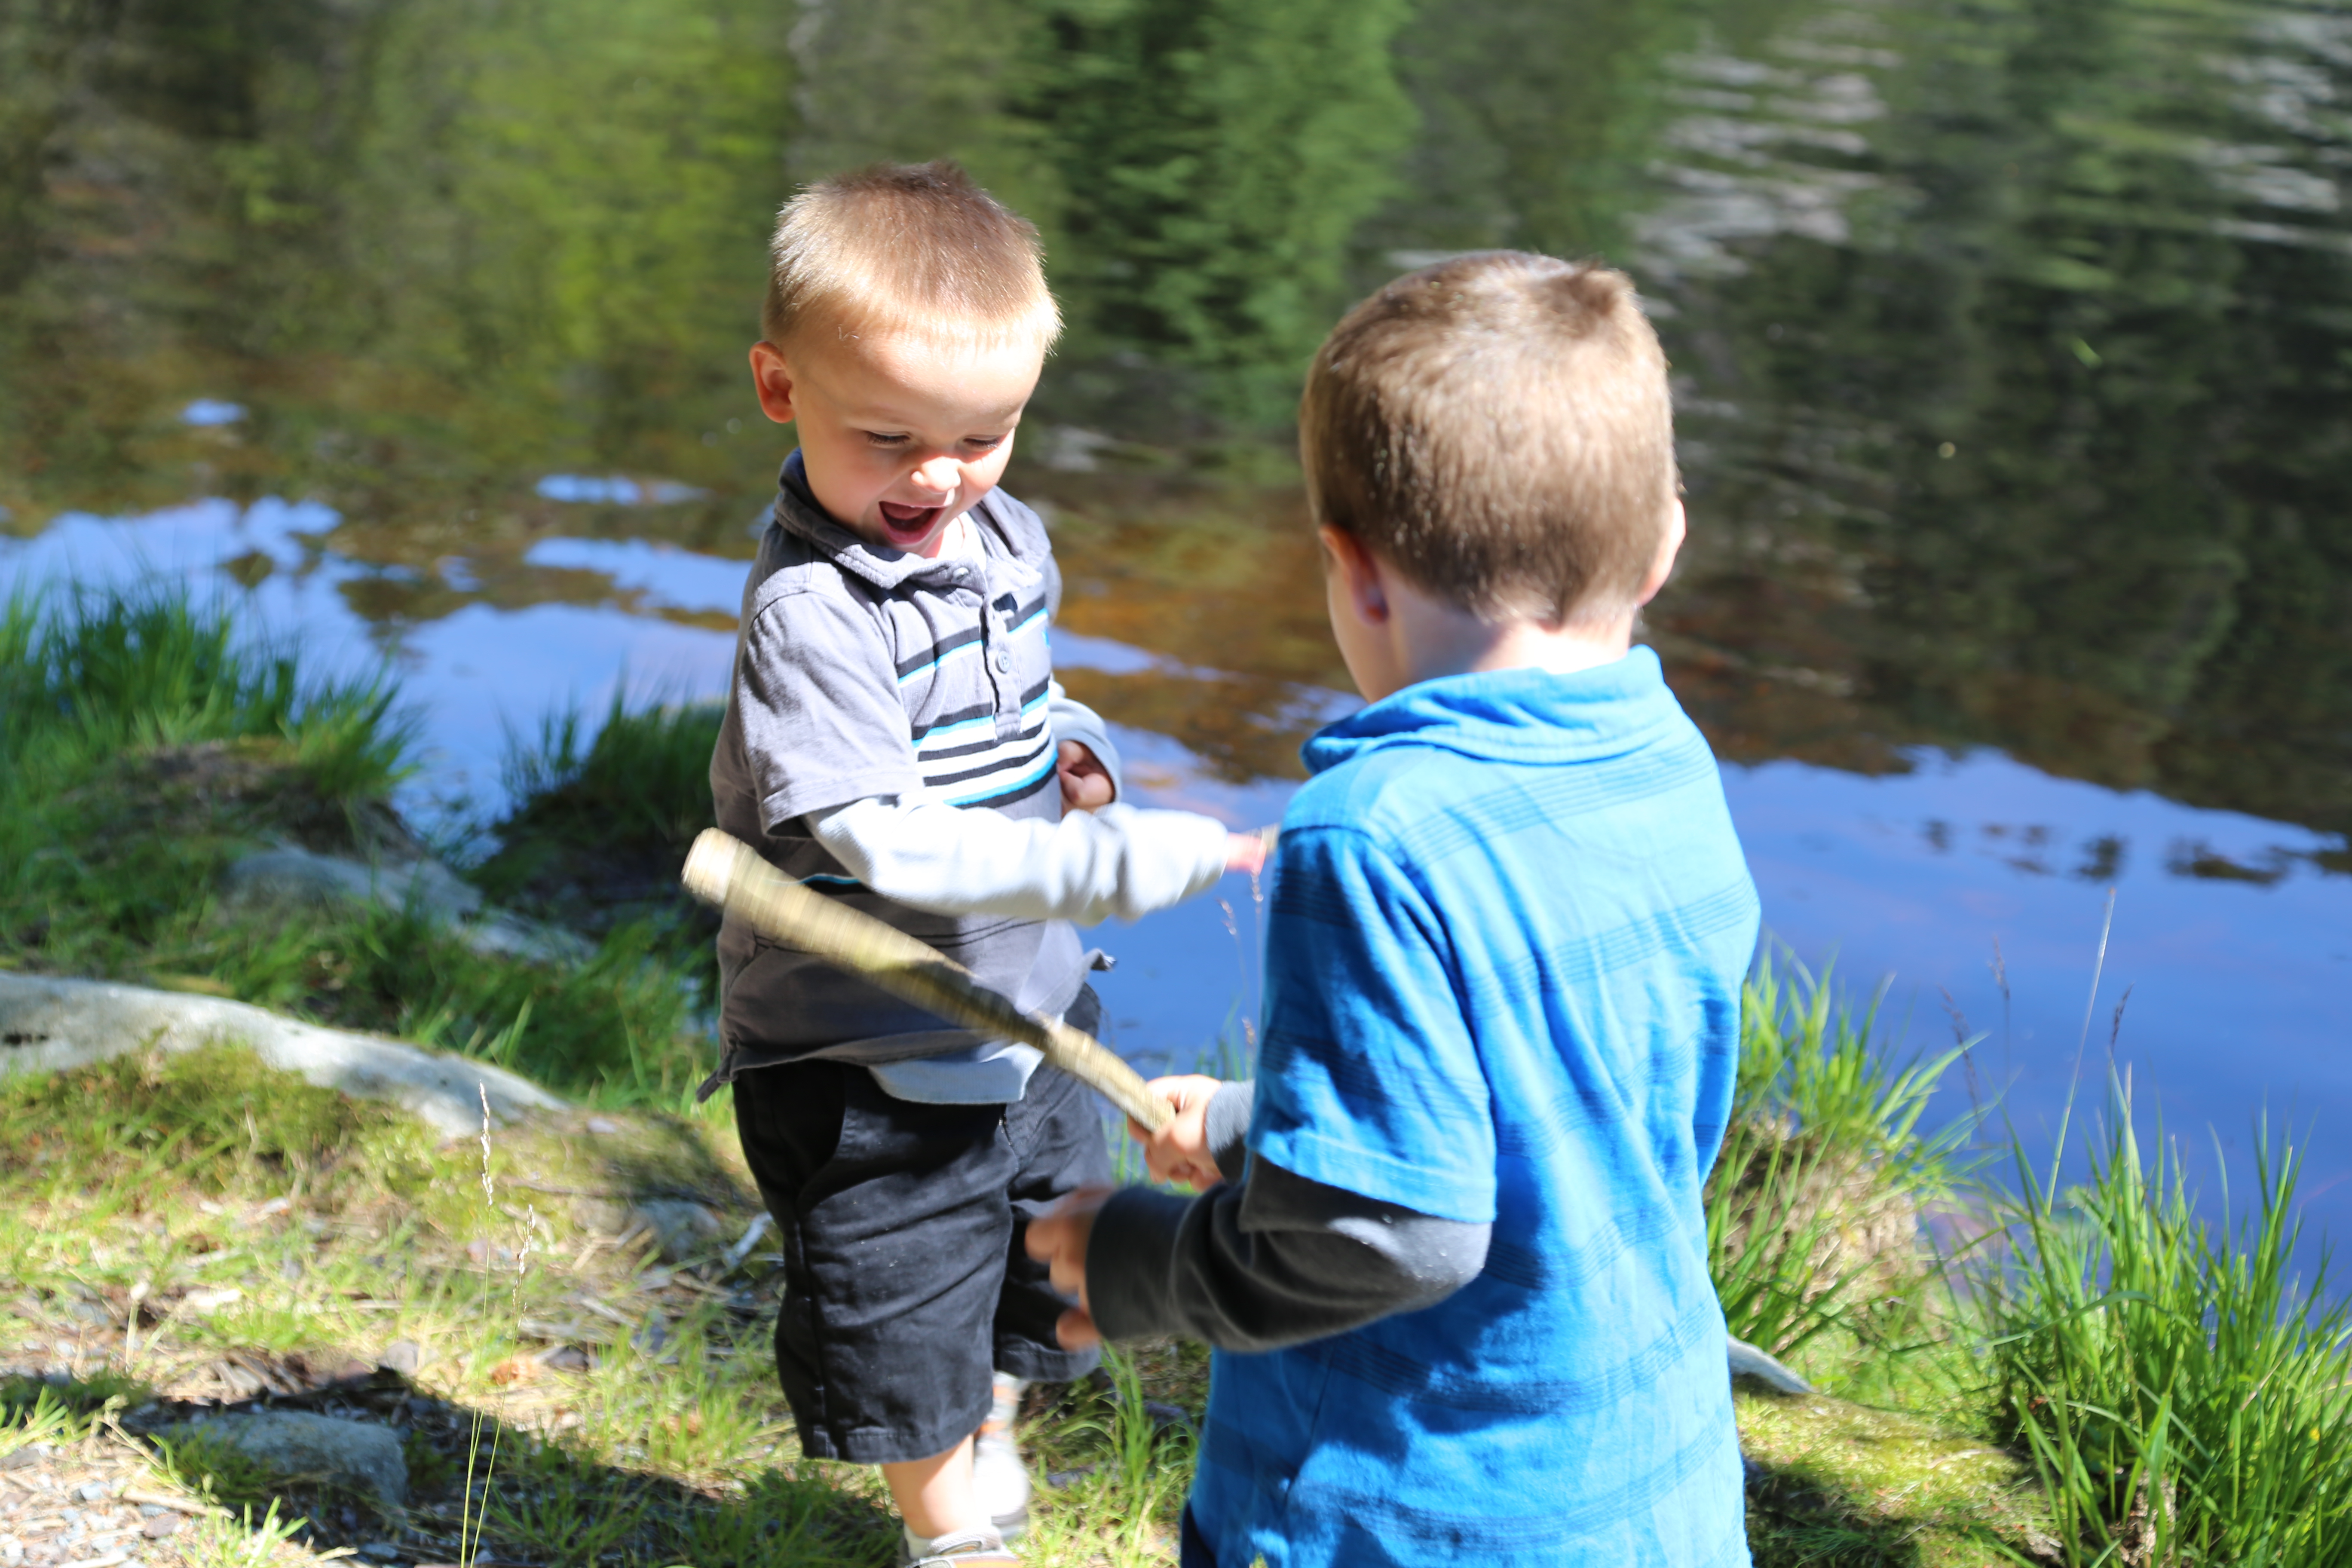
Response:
[681,828,1172,1133]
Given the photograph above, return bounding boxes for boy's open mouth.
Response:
[876,499,945,547]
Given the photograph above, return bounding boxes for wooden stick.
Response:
[681,829,1170,1133]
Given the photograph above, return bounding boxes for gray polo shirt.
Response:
[708,455,1085,1086]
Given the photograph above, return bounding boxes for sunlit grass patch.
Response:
[1978,1094,2352,1565]
[0,1038,1213,1566]
[1738,1388,2045,1567]
[0,1047,857,1565]
[0,584,414,805]
[1016,1347,1199,1567]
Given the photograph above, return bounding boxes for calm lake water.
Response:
[4,0,2349,1234]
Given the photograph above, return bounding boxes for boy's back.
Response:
[1036,254,1761,1568]
[1201,650,1756,1565]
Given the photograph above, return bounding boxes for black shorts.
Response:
[731,1045,1111,1464]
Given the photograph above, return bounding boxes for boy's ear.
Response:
[1319,524,1392,625]
[748,341,798,425]
[1632,500,1687,608]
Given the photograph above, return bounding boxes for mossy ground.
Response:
[1737,1387,2049,1567]
[0,1053,2055,1568]
[2,1046,1205,1566]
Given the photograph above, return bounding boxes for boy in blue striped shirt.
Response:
[708,162,1263,1567]
[1032,253,1761,1566]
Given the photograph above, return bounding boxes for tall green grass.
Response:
[0,582,711,1106]
[1707,955,1975,1369]
[0,584,415,969]
[472,689,723,915]
[1980,1090,2352,1564]
[0,584,413,805]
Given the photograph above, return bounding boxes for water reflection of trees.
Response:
[1,0,2347,842]
[1611,0,2352,838]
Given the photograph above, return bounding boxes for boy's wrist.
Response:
[1225,826,1276,875]
[1204,1080,1257,1184]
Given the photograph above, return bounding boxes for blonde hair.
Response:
[762,161,1061,352]
[1299,252,1677,626]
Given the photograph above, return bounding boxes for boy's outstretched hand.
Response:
[1131,1074,1229,1190]
[1027,1185,1112,1349]
[1057,741,1115,812]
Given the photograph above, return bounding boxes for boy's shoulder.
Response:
[743,507,854,610]
[1280,656,1724,867]
[977,484,1053,556]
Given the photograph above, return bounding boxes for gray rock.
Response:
[1727,1334,1816,1396]
[568,1195,632,1235]
[220,846,475,919]
[631,1199,726,1262]
[375,1341,420,1379]
[0,973,565,1136]
[199,1410,407,1508]
[219,845,590,967]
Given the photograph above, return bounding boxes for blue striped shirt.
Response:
[1191,649,1758,1567]
[709,454,1085,1078]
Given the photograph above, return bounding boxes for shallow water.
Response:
[4,0,2349,1235]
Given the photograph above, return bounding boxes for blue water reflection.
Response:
[10,502,2346,1237]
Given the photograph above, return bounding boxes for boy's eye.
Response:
[964,435,1006,451]
[864,432,911,447]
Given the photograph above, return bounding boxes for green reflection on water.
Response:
[1,0,2348,842]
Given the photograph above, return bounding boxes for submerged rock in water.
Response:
[193,1409,407,1507]
[220,845,591,966]
[0,973,564,1135]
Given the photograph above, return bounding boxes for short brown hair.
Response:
[762,161,1061,351]
[1299,253,1676,625]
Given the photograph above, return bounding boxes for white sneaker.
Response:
[972,1372,1032,1538]
[900,1525,1020,1566]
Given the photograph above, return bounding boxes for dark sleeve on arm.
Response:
[1204,1079,1255,1183]
[1084,1158,1490,1352]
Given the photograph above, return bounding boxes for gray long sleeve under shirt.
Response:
[1085,1081,1494,1352]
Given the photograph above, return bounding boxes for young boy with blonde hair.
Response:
[707,161,1265,1567]
[1031,253,1761,1566]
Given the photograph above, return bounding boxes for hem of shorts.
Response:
[698,1035,993,1101]
[790,1389,996,1467]
[995,1338,1100,1385]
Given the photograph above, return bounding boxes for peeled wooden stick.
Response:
[681,828,1170,1133]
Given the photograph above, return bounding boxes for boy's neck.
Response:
[1322,523,1656,705]
[1387,578,1636,693]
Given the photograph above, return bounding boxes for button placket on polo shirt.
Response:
[975,551,1024,743]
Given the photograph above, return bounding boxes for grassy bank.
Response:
[5,584,2350,1566]
[0,586,715,1106]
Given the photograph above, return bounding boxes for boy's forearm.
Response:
[1086,1158,1490,1352]
[809,796,1227,924]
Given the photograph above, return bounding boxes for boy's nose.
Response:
[910,456,959,495]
